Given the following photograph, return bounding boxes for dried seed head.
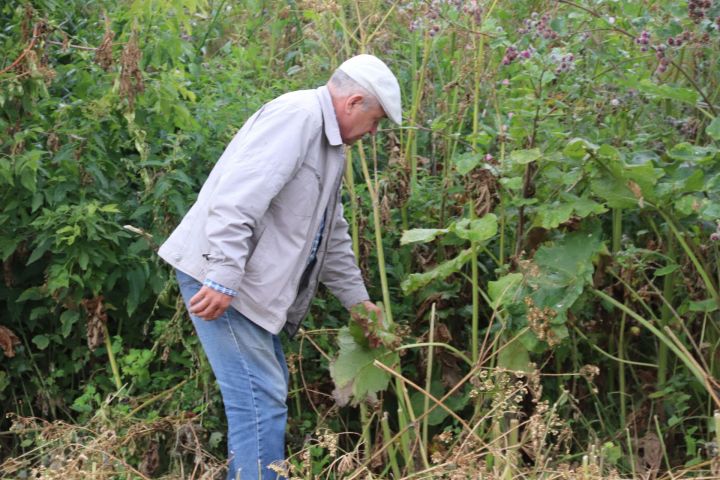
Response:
[119,30,144,108]
[81,296,107,351]
[95,16,115,71]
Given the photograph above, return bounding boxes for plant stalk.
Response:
[381,412,402,478]
[103,324,122,390]
[357,143,394,325]
[421,303,436,451]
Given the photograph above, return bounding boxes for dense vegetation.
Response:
[2,0,720,478]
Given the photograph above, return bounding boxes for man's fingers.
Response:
[187,286,232,320]
[190,296,212,314]
[194,300,222,317]
[195,305,220,320]
[194,301,229,320]
[190,286,210,306]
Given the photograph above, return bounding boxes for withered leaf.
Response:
[0,325,20,357]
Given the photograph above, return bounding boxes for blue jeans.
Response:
[176,270,289,480]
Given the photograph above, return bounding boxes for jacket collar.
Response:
[316,86,343,147]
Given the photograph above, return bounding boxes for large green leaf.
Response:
[667,143,717,164]
[451,215,498,243]
[590,177,638,209]
[533,195,606,231]
[496,230,605,352]
[656,167,705,200]
[571,196,609,217]
[400,228,449,245]
[635,80,699,105]
[401,249,472,294]
[509,148,542,165]
[563,138,598,160]
[454,152,482,175]
[535,203,574,230]
[329,327,398,406]
[488,273,523,310]
[529,230,603,311]
[498,335,532,372]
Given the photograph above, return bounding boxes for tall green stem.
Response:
[397,406,413,473]
[593,289,707,384]
[345,149,360,259]
[612,208,622,252]
[422,303,436,450]
[658,234,676,388]
[103,324,122,390]
[381,412,401,478]
[357,143,393,325]
[618,312,627,431]
[658,210,720,306]
[612,208,626,429]
[359,402,372,460]
[403,34,432,191]
[471,227,480,363]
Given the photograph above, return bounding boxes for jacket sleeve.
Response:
[203,103,319,291]
[319,199,370,309]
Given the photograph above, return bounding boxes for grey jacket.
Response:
[158,86,369,335]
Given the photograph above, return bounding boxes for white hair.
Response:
[328,70,380,110]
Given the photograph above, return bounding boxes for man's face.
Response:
[337,95,386,145]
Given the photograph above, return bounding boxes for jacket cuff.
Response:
[204,265,243,292]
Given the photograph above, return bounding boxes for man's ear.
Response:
[346,94,364,113]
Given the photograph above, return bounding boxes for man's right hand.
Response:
[190,286,233,320]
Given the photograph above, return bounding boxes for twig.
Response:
[0,23,43,75]
[126,376,193,417]
[373,360,479,439]
[46,40,98,51]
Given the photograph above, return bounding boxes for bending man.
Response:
[158,54,401,479]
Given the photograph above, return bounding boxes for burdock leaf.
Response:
[498,336,531,373]
[488,273,523,310]
[454,152,482,175]
[510,148,542,165]
[400,228,448,245]
[564,138,598,160]
[535,203,574,229]
[528,229,604,313]
[401,249,472,294]
[636,80,698,105]
[329,327,398,406]
[452,215,498,243]
[667,143,717,164]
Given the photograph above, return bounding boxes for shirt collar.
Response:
[316,85,343,147]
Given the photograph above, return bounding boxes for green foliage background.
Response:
[1,0,720,477]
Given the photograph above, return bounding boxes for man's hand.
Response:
[349,301,400,349]
[190,286,233,320]
[350,300,384,324]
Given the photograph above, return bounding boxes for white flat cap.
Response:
[338,54,402,125]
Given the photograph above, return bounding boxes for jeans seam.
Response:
[223,313,264,476]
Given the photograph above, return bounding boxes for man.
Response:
[158,54,401,479]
